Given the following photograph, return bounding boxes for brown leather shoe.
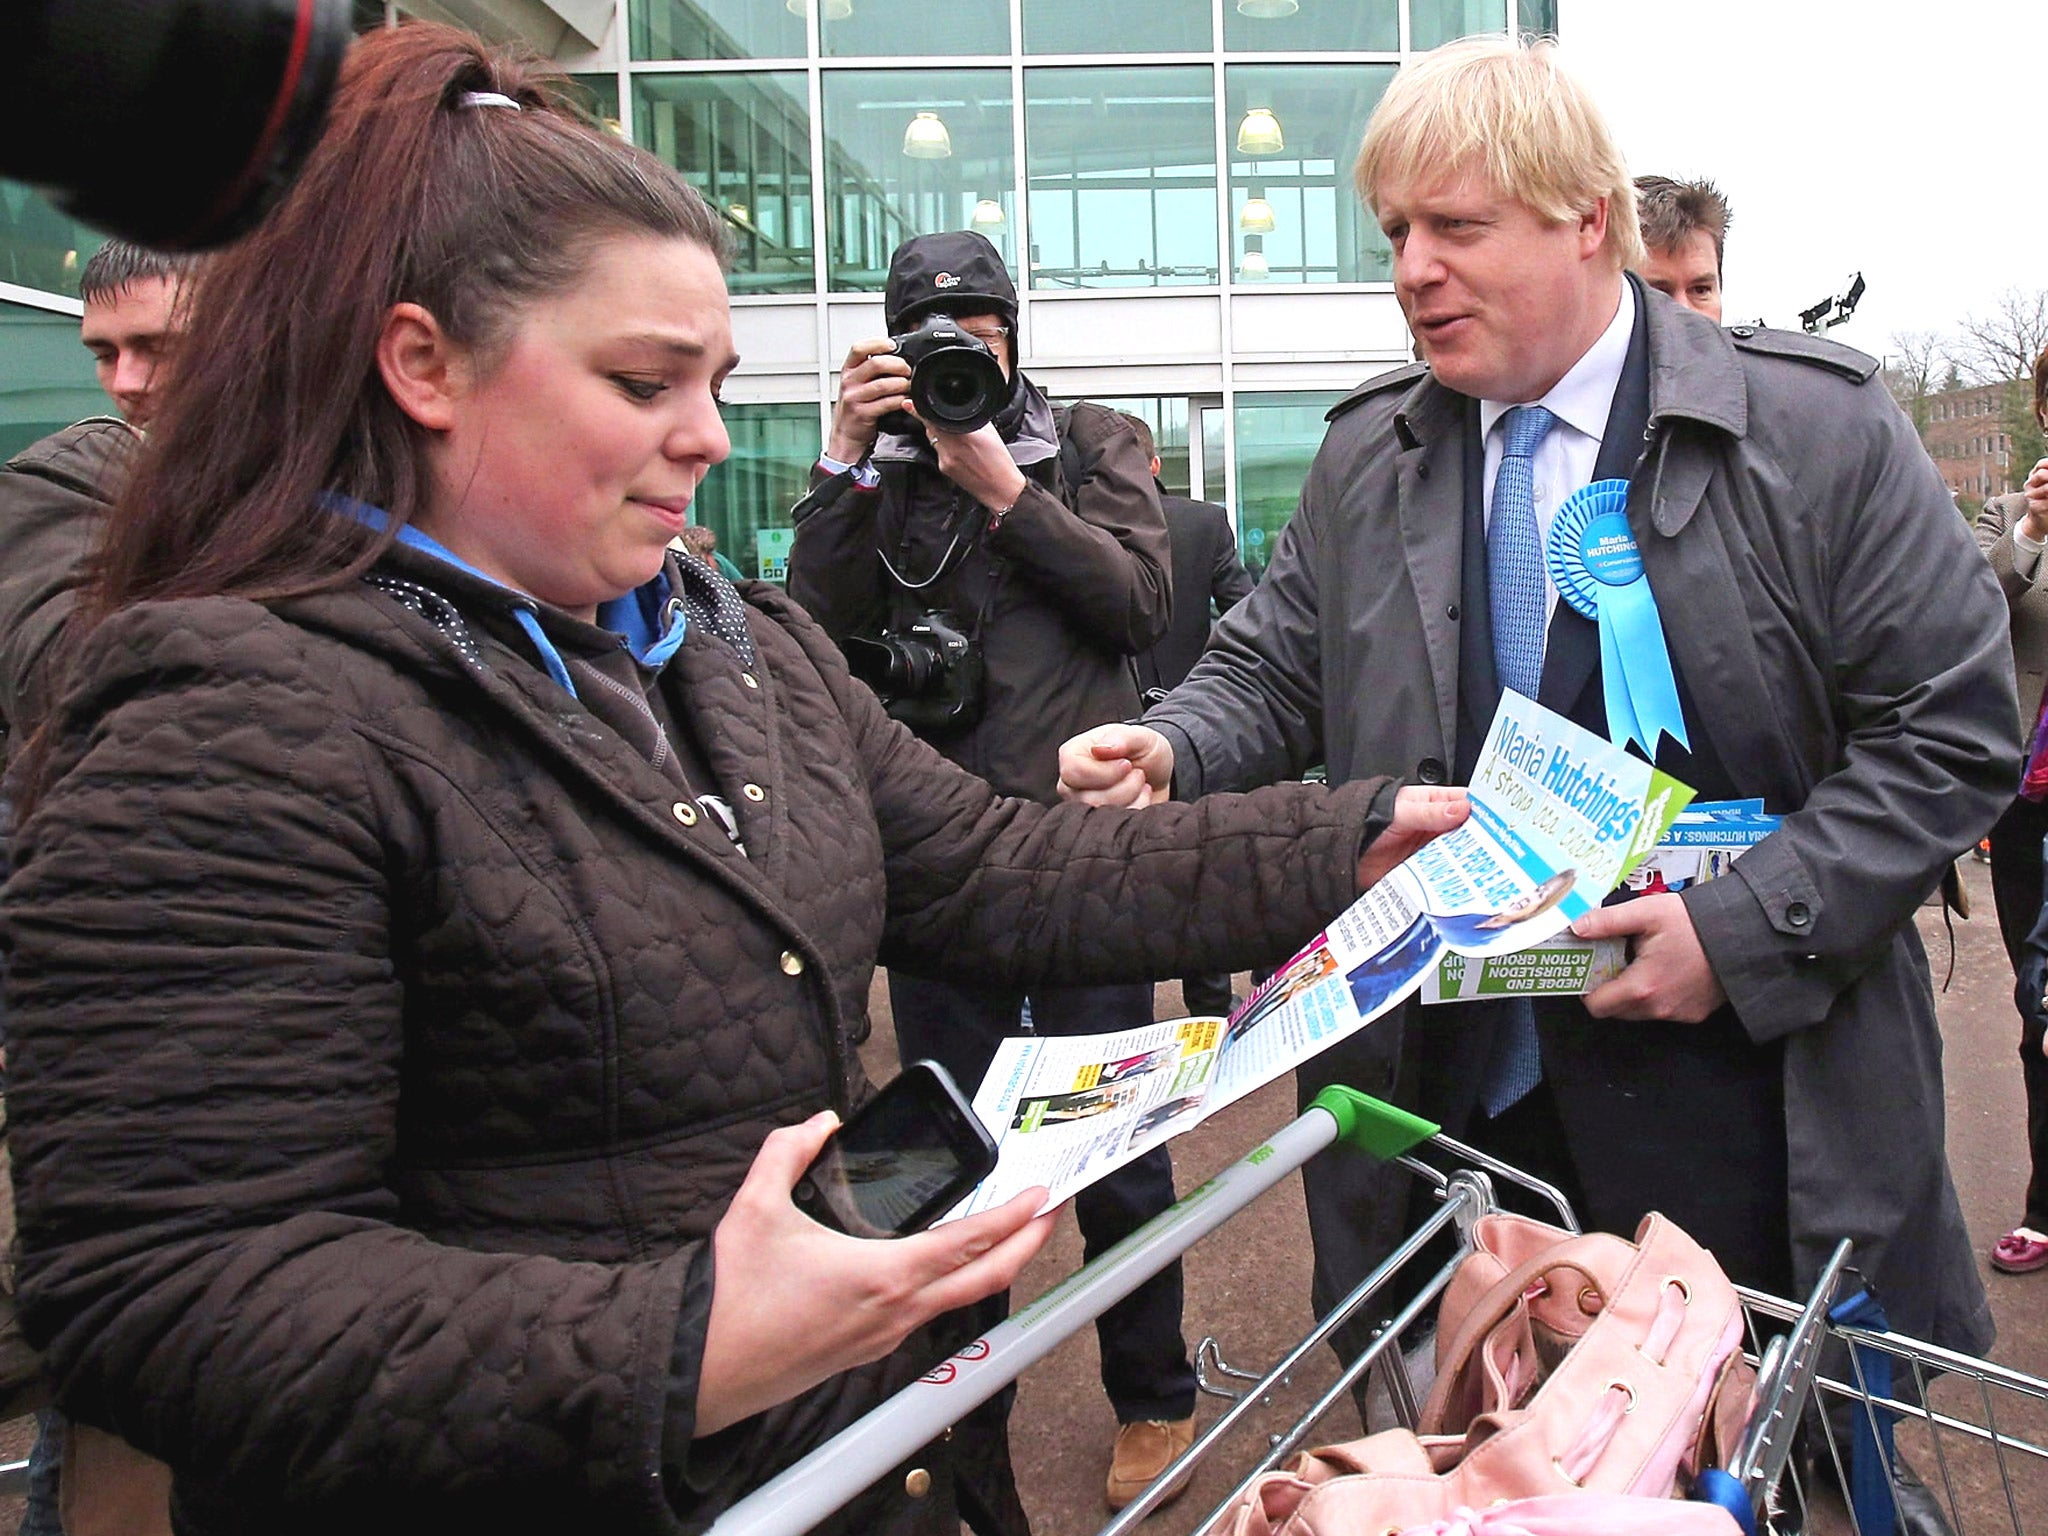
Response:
[1105,1415,1197,1511]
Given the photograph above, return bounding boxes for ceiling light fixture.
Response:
[1236,107,1284,156]
[785,0,853,19]
[1239,196,1276,233]
[903,110,953,160]
[970,198,1006,229]
[1238,249,1271,281]
[1236,0,1299,16]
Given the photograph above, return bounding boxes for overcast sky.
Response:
[1561,0,2047,364]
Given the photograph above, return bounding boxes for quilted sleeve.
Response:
[2,603,687,1526]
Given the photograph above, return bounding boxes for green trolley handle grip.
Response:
[1310,1084,1439,1162]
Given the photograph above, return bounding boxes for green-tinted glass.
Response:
[1222,0,1397,53]
[631,0,804,61]
[633,73,814,294]
[696,402,821,580]
[1065,396,1191,495]
[1409,0,1508,51]
[823,0,1008,59]
[0,302,105,462]
[1226,66,1391,285]
[352,0,388,31]
[1233,391,1343,577]
[564,73,623,133]
[1023,0,1208,54]
[823,70,1015,292]
[0,181,107,302]
[1024,66,1218,290]
[1519,0,1559,36]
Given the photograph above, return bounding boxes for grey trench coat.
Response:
[1152,288,2012,1350]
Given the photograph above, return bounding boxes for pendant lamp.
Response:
[903,110,953,160]
[1239,197,1276,233]
[971,199,1006,230]
[1236,107,1284,156]
[1236,0,1299,15]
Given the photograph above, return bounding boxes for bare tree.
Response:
[1886,329,1948,434]
[1954,287,2048,383]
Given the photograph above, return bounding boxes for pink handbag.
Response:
[1209,1213,1755,1536]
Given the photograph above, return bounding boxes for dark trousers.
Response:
[888,973,1198,1421]
[1993,795,2048,1231]
[1178,971,1237,1019]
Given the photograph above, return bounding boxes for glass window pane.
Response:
[1222,0,1397,53]
[633,73,814,294]
[564,73,622,134]
[1233,391,1344,578]
[0,181,107,301]
[823,70,1015,293]
[696,402,821,580]
[1409,0,1508,51]
[630,0,804,61]
[1518,0,1559,36]
[0,302,105,461]
[1023,0,1209,54]
[1025,67,1218,290]
[1226,66,1392,285]
[823,0,1008,59]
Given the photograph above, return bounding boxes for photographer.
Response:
[788,231,1190,1516]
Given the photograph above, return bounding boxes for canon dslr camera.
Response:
[877,316,1011,437]
[842,612,984,733]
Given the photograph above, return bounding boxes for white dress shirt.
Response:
[1478,288,1634,619]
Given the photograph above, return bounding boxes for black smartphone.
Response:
[792,1060,999,1239]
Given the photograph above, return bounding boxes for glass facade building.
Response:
[0,0,1560,571]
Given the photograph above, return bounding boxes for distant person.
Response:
[1973,345,2048,1276]
[675,521,744,582]
[0,236,201,1536]
[1123,412,1255,1021]
[1632,174,1728,322]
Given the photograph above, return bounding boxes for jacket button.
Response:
[779,950,805,976]
[1730,325,1755,338]
[1446,603,1460,621]
[742,783,767,802]
[905,1468,931,1499]
[671,801,698,827]
[741,672,761,690]
[1417,757,1446,785]
[1785,900,1811,928]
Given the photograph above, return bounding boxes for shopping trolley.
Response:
[706,1087,2048,1536]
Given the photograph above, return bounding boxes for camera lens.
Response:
[910,347,1008,434]
[0,0,353,250]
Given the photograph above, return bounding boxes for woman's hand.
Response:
[695,1111,1053,1436]
[1357,785,1470,889]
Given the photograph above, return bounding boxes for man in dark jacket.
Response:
[1123,413,1255,1020]
[0,237,198,1536]
[1061,34,2009,1403]
[787,231,1194,1514]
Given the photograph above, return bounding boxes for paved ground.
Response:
[0,860,2040,1531]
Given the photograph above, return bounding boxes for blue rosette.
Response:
[1545,478,1689,756]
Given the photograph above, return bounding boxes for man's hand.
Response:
[825,339,912,466]
[922,414,1029,515]
[1572,894,1728,1022]
[1058,724,1175,807]
[1357,786,1469,889]
[2022,457,2048,542]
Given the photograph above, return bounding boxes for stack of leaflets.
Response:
[1419,798,1779,1003]
[945,691,1703,1221]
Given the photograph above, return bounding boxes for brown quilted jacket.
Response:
[2,550,1392,1534]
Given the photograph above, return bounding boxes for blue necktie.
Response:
[1482,404,1557,1117]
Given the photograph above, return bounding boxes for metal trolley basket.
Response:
[708,1088,2048,1536]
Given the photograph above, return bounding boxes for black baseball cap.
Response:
[884,230,1018,334]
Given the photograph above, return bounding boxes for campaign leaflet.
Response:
[1419,798,1779,1002]
[942,691,1692,1221]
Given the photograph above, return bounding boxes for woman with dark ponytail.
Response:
[0,22,1452,1534]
